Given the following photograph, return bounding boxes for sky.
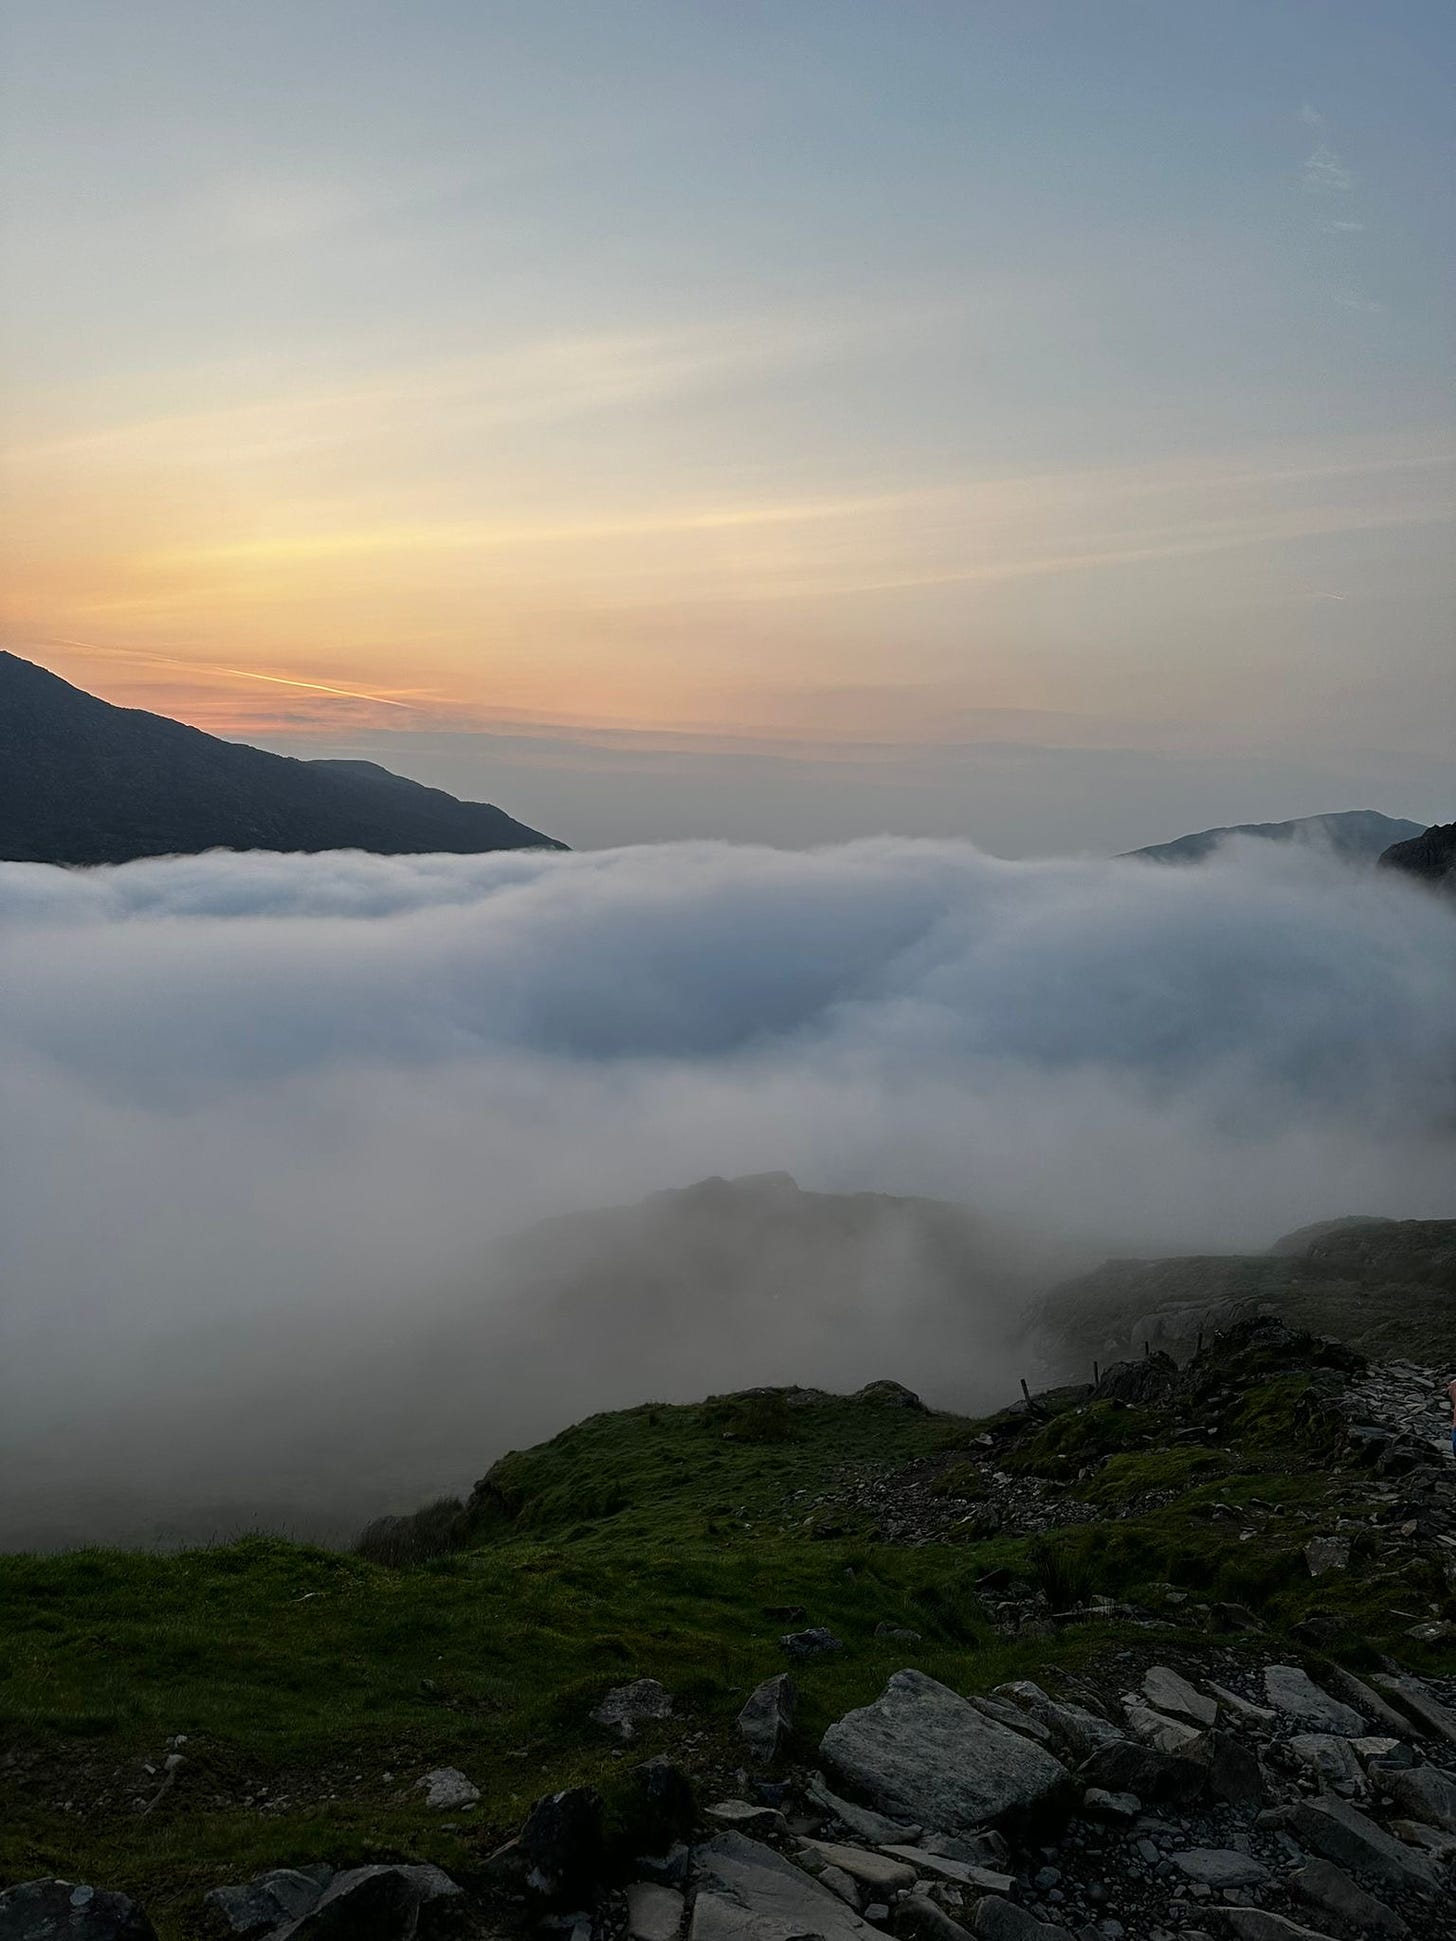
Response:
[2,1,1453,849]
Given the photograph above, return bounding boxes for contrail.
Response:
[33,636,421,711]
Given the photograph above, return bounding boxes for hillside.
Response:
[0,654,562,864]
[1125,809,1424,866]
[5,1316,1456,1941]
[1030,1218,1456,1373]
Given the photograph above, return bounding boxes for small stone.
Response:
[591,1679,673,1741]
[1303,1536,1351,1577]
[1289,1734,1363,1788]
[783,1627,844,1658]
[1080,1788,1140,1824]
[706,1799,786,1836]
[415,1768,479,1811]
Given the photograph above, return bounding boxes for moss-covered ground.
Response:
[2,1371,1453,1937]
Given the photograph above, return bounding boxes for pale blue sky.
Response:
[2,1,1452,847]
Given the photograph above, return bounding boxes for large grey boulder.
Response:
[270,1866,460,1941]
[1078,1738,1205,1808]
[0,1883,157,1941]
[1262,1666,1365,1734]
[1284,1798,1441,1894]
[819,1671,1069,1833]
[499,1787,604,1903]
[1383,1760,1456,1832]
[689,1832,873,1941]
[737,1674,796,1764]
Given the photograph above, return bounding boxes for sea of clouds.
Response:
[2,837,1454,1545]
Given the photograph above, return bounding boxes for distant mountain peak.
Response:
[1125,808,1424,866]
[0,652,564,865]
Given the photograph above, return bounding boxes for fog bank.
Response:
[2,838,1453,1546]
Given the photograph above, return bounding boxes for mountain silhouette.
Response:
[0,653,563,864]
[1126,808,1423,866]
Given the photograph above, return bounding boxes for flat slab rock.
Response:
[1121,1697,1203,1754]
[820,1670,1069,1833]
[1262,1666,1365,1735]
[1289,1857,1410,1939]
[804,1774,919,1845]
[795,1841,917,1893]
[1170,1847,1269,1888]
[689,1833,873,1941]
[1142,1665,1218,1727]
[877,1846,1012,1893]
[1284,1797,1442,1893]
[1205,1914,1342,1941]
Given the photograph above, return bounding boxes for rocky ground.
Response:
[14,1646,1456,1941]
[6,1319,1455,1941]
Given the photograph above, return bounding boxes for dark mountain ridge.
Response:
[1126,807,1424,865]
[1381,820,1456,889]
[0,652,563,864]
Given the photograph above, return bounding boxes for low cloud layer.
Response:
[2,838,1454,1546]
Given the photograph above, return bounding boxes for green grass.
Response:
[3,1381,1453,1936]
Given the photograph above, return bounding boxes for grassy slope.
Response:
[2,1385,1453,1936]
